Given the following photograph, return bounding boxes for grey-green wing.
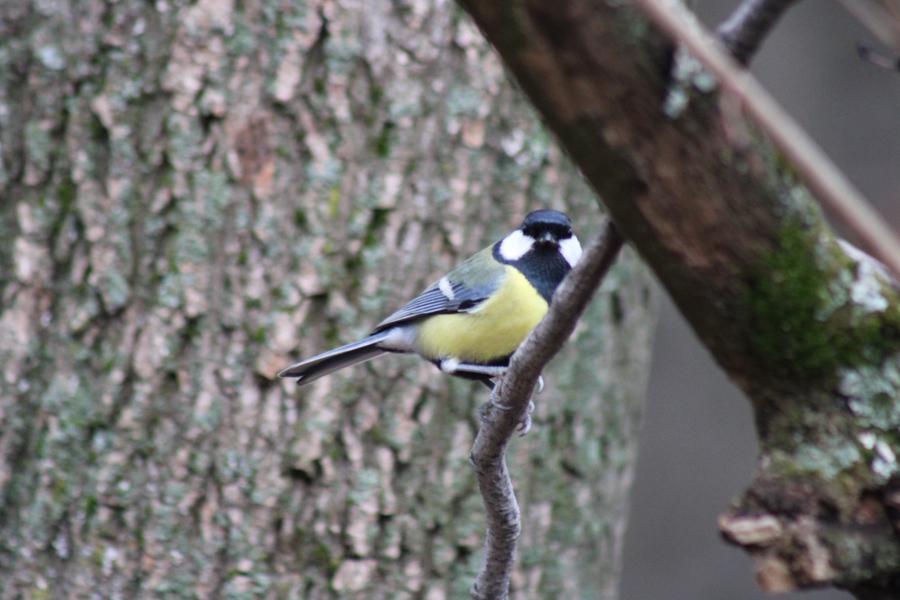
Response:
[373,246,505,332]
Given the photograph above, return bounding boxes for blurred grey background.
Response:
[620,2,900,599]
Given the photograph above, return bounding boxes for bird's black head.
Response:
[520,210,574,245]
[493,210,582,302]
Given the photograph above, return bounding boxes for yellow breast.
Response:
[415,267,548,364]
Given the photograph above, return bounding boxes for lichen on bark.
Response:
[0,1,655,598]
[743,213,900,386]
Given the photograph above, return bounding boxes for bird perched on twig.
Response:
[278,209,582,390]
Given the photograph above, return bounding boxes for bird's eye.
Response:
[522,221,571,240]
[549,225,571,239]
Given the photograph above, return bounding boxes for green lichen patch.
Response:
[744,220,900,382]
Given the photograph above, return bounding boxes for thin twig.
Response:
[857,42,900,71]
[836,0,900,51]
[469,220,624,599]
[717,0,799,65]
[633,0,900,278]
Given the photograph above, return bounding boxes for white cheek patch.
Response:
[498,230,534,261]
[560,236,583,268]
[438,276,455,300]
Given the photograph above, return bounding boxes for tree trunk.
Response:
[0,1,655,598]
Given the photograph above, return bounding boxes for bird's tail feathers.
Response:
[277,330,393,386]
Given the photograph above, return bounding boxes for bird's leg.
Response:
[440,359,508,380]
[442,361,543,396]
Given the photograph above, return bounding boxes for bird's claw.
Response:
[490,398,514,411]
[477,376,541,434]
[477,401,495,424]
[516,413,532,436]
[479,394,536,434]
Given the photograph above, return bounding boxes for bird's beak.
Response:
[539,231,557,244]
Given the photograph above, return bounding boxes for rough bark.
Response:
[456,0,900,597]
[0,0,655,598]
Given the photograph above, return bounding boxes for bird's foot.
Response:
[477,380,538,436]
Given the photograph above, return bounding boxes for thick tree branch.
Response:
[458,0,900,597]
[469,220,623,599]
[468,1,809,596]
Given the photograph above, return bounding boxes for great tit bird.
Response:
[278,209,582,387]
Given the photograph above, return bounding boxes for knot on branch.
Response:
[719,475,900,597]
